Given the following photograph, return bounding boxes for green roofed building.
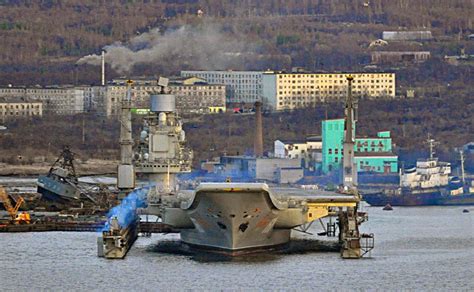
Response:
[322,119,398,174]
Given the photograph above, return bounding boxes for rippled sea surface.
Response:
[2,205,473,291]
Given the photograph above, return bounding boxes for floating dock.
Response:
[0,219,175,234]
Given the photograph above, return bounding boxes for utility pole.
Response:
[460,150,466,185]
[81,114,86,145]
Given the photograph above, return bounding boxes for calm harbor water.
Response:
[2,205,473,291]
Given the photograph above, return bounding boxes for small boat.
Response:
[382,204,393,211]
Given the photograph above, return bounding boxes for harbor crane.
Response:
[0,186,30,224]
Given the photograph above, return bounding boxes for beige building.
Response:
[0,86,85,115]
[0,97,42,120]
[262,72,396,111]
[105,83,158,116]
[106,77,226,117]
[171,77,226,114]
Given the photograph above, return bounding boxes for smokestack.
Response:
[254,101,264,157]
[101,50,105,86]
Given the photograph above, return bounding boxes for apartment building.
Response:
[171,78,226,114]
[181,70,264,104]
[0,86,85,115]
[262,72,396,111]
[0,97,42,120]
[106,77,226,116]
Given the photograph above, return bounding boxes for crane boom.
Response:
[0,186,25,220]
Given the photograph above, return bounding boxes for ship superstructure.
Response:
[400,158,451,192]
[134,87,192,189]
[363,138,474,206]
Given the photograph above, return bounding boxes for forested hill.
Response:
[0,0,473,85]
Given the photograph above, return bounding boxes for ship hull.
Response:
[363,190,474,206]
[37,175,80,201]
[179,189,293,251]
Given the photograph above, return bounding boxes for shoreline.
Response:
[0,159,119,176]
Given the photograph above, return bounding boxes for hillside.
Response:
[0,0,473,86]
[1,95,473,170]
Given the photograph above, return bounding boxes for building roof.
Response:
[277,139,307,145]
[169,76,208,85]
[371,51,431,55]
[265,70,395,75]
[355,152,397,158]
[306,136,322,142]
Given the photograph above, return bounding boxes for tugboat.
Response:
[363,140,474,206]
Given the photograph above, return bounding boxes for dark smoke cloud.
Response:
[77,22,257,74]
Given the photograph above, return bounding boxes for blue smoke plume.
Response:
[101,186,151,231]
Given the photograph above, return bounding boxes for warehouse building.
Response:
[371,51,431,64]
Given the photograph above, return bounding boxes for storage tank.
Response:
[151,94,175,112]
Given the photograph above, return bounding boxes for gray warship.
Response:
[150,183,360,252]
[36,146,81,201]
[100,76,371,259]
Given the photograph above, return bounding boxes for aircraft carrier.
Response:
[99,76,373,259]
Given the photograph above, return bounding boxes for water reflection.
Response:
[147,238,341,263]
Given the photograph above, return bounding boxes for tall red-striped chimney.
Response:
[254,101,264,157]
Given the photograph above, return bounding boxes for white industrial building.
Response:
[274,136,322,171]
[382,31,433,41]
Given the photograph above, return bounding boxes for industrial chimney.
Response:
[101,50,106,86]
[254,101,264,157]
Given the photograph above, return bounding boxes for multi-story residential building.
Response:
[0,97,42,120]
[105,77,226,116]
[78,86,107,113]
[322,119,398,174]
[170,77,226,114]
[0,86,85,115]
[180,70,264,104]
[105,81,158,116]
[262,72,396,111]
